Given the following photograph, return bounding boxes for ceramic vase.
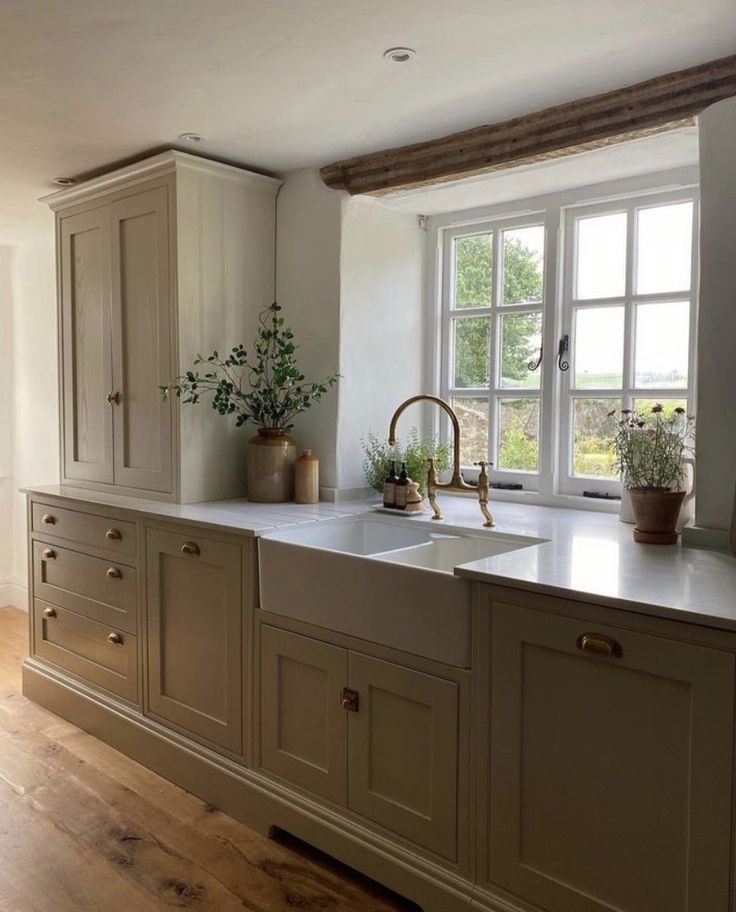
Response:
[246,429,296,502]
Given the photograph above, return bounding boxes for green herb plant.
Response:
[161,302,339,432]
[362,428,451,496]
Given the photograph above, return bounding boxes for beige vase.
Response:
[246,429,296,503]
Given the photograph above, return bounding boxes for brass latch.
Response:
[340,688,359,712]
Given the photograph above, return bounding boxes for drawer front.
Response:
[33,599,138,703]
[33,541,137,634]
[32,502,137,557]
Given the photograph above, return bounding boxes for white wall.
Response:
[0,248,14,604]
[275,169,345,492]
[338,197,425,490]
[11,230,58,606]
[695,97,736,532]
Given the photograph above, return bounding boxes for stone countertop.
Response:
[25,484,736,633]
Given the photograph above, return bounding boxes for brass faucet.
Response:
[387,394,495,527]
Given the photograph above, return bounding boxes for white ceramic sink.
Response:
[258,514,544,667]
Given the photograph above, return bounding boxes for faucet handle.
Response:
[474,460,491,482]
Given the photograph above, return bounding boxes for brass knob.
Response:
[42,606,57,619]
[576,632,622,658]
[340,688,360,713]
[105,567,122,580]
[106,391,120,405]
[105,528,121,541]
[181,541,200,556]
[107,632,123,646]
[41,513,56,525]
[42,548,56,560]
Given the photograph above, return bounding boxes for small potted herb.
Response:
[161,303,338,502]
[610,404,694,544]
[362,428,451,496]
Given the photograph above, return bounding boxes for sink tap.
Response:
[388,394,495,526]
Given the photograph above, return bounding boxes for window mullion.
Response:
[622,205,636,409]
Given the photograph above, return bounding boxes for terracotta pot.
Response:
[246,429,296,502]
[628,488,686,545]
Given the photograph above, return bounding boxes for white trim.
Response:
[0,579,28,611]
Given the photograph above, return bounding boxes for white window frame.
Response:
[427,166,700,510]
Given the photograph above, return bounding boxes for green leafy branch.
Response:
[160,302,339,432]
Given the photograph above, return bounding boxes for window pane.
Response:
[634,398,687,419]
[634,300,689,388]
[573,398,619,478]
[574,306,624,388]
[500,312,542,389]
[575,212,626,300]
[503,225,544,305]
[453,316,490,388]
[636,202,693,294]
[454,233,492,309]
[498,398,539,472]
[451,397,489,466]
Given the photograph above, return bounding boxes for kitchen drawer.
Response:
[33,541,137,634]
[33,599,138,703]
[31,502,137,558]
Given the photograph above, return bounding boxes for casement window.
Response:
[434,177,698,505]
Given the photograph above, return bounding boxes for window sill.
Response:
[442,487,621,514]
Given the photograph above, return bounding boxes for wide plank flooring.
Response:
[0,607,415,912]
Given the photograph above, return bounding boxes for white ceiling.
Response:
[0,0,733,242]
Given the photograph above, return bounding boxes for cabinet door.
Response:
[488,603,734,912]
[110,184,172,493]
[348,653,458,860]
[260,626,348,804]
[60,206,114,484]
[146,528,242,754]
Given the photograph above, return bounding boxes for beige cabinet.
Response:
[49,151,280,502]
[146,526,243,754]
[484,601,735,912]
[259,626,459,859]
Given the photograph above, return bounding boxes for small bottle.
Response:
[294,449,319,504]
[383,460,398,508]
[394,462,410,510]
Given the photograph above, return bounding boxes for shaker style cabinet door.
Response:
[487,602,735,912]
[146,527,243,754]
[110,184,173,493]
[59,206,114,484]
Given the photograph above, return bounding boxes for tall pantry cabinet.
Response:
[46,151,281,503]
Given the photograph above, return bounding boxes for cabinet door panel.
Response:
[146,528,242,753]
[111,184,172,493]
[348,653,458,860]
[260,626,347,805]
[60,207,113,483]
[489,603,734,912]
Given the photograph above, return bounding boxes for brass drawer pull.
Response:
[181,541,200,556]
[107,632,123,646]
[42,548,56,560]
[577,632,622,658]
[106,391,120,405]
[341,688,360,712]
[105,567,122,580]
[41,513,56,525]
[105,528,122,541]
[42,606,57,619]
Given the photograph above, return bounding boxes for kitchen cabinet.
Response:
[50,150,280,502]
[482,600,735,912]
[259,625,459,860]
[146,526,244,754]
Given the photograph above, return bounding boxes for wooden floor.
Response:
[0,607,416,912]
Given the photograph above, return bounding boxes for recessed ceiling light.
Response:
[178,132,207,143]
[383,47,416,63]
[53,177,76,186]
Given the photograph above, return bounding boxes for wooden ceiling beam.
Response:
[320,54,736,195]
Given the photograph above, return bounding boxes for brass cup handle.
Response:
[576,632,622,658]
[106,391,120,405]
[105,528,121,541]
[105,567,122,580]
[41,513,56,525]
[107,632,123,646]
[42,606,57,619]
[181,542,200,556]
[42,548,56,560]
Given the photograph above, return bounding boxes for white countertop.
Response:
[25,484,736,633]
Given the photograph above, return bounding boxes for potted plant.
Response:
[610,404,694,544]
[161,302,339,502]
[362,428,451,496]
